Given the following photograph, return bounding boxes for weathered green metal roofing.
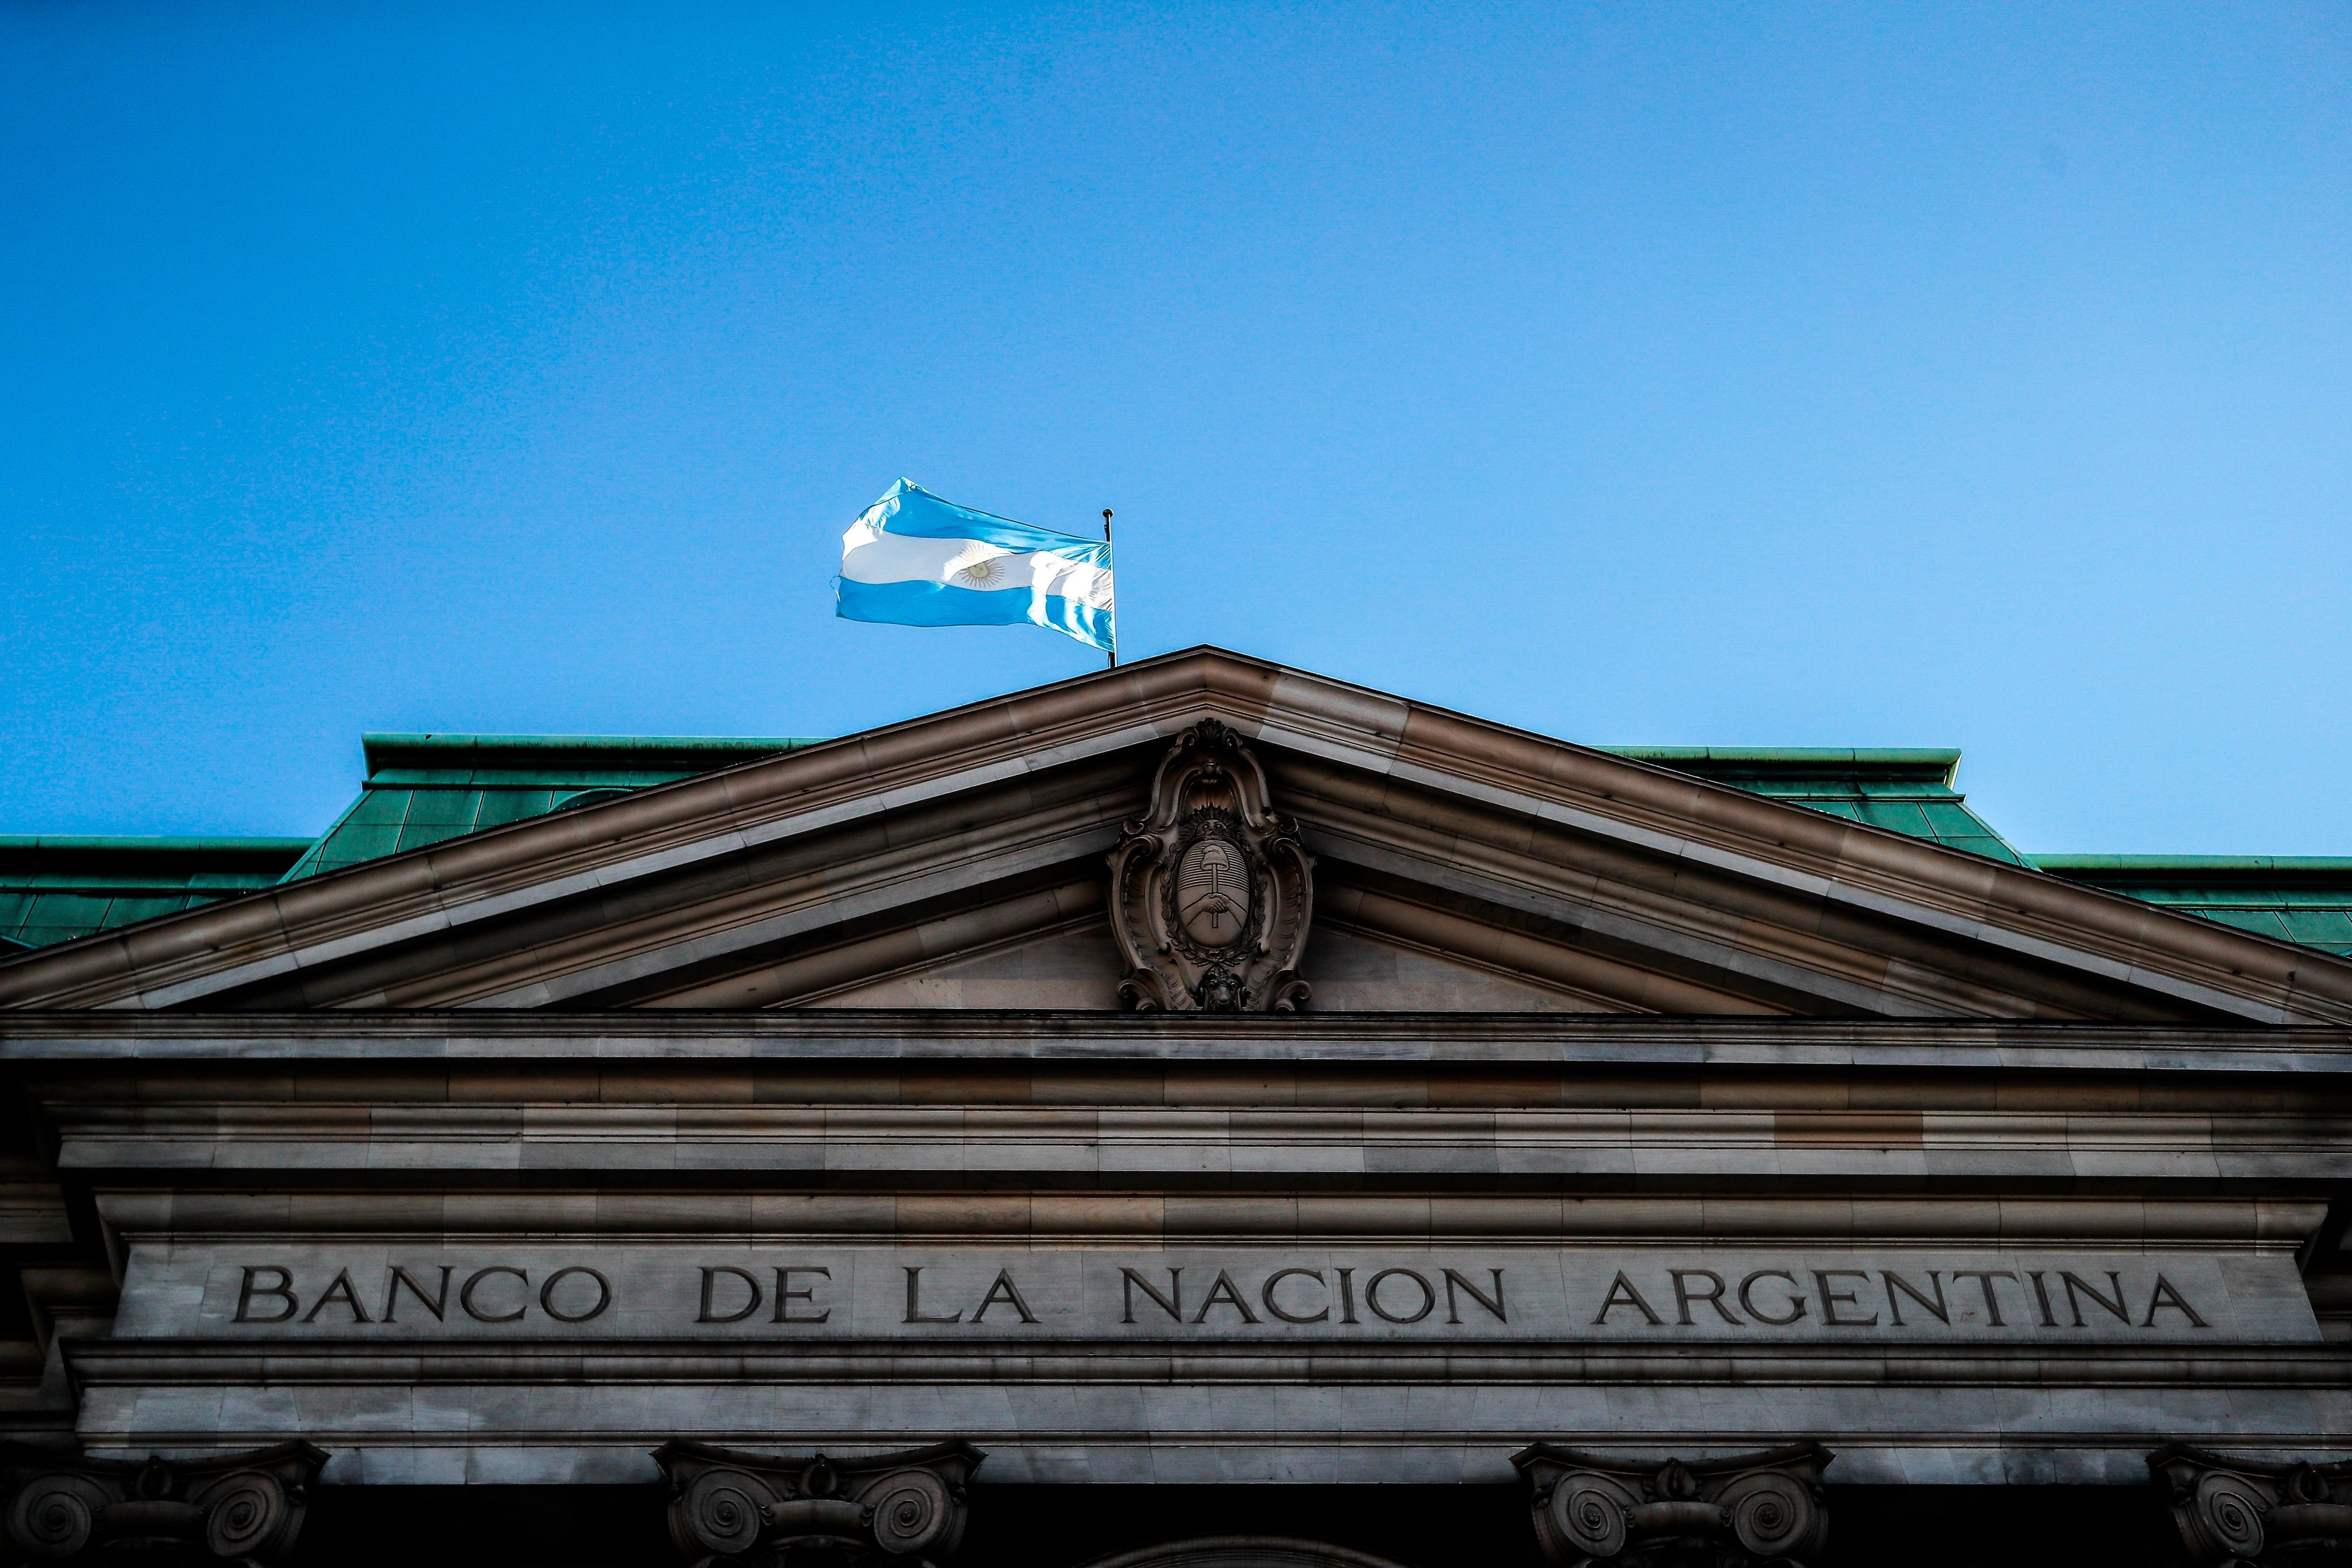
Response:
[1600,753,2352,955]
[10,727,2352,969]
[0,737,830,950]
[278,734,825,883]
[1601,746,2027,865]
[1607,748,2352,957]
[0,837,312,950]
[2029,855,2352,957]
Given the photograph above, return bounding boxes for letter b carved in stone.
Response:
[1511,1441,1832,1568]
[654,1439,983,1568]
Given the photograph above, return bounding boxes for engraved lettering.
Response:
[1951,1269,2018,1327]
[382,1266,452,1323]
[1442,1268,1507,1325]
[1261,1267,1329,1324]
[772,1267,832,1324]
[1813,1269,1878,1327]
[903,1267,962,1324]
[1120,1267,1183,1324]
[971,1269,1038,1324]
[697,1266,763,1325]
[2059,1270,2130,1328]
[1366,1268,1435,1324]
[1669,1269,1740,1326]
[2143,1273,2210,1329]
[1737,1270,1807,1327]
[203,1251,2245,1345]
[1192,1269,1261,1324]
[1593,1271,1664,1326]
[540,1267,611,1324]
[2027,1270,2059,1327]
[1882,1269,1950,1327]
[234,1266,299,1324]
[302,1267,372,1324]
[460,1267,529,1324]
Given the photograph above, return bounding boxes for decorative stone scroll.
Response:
[1511,1442,1832,1568]
[1074,1539,1421,1568]
[2150,1443,2352,1566]
[654,1439,984,1568]
[0,1440,326,1567]
[1108,719,1313,1013]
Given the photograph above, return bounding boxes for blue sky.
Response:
[3,2,2347,853]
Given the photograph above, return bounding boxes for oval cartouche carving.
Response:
[1107,719,1312,1013]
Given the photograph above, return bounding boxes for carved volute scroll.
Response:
[2151,1443,2352,1566]
[1073,1539,1423,1568]
[0,1440,327,1568]
[654,1439,983,1568]
[1511,1442,1832,1568]
[1107,719,1313,1013]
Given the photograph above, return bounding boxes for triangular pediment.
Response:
[4,648,2350,1023]
[805,922,1605,1013]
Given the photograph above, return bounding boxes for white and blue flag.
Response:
[836,479,1115,653]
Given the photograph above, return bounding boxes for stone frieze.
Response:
[113,1244,2311,1346]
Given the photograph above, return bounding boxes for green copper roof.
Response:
[2029,855,2352,957]
[1602,754,2352,953]
[2028,855,2352,876]
[359,732,827,776]
[0,837,312,950]
[1599,747,1963,782]
[1601,746,2026,865]
[0,737,828,950]
[279,734,825,882]
[10,726,2352,967]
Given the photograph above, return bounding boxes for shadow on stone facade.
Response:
[281,1482,2185,1568]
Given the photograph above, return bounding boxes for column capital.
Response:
[0,1440,327,1567]
[1510,1441,1833,1568]
[654,1438,985,1568]
[2151,1442,2352,1566]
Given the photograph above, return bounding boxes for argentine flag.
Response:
[836,479,1115,653]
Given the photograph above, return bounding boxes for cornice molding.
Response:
[64,1336,2352,1391]
[1,648,2346,1021]
[84,1191,2329,1250]
[50,1098,2352,1195]
[9,1011,2352,1074]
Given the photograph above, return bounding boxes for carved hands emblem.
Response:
[1176,834,1250,950]
[1107,720,1313,1013]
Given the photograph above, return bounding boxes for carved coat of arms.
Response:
[1107,719,1312,1012]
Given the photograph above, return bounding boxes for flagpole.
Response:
[1103,508,1118,669]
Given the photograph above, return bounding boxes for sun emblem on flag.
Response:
[948,546,1008,588]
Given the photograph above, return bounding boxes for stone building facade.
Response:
[2,647,2351,1568]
